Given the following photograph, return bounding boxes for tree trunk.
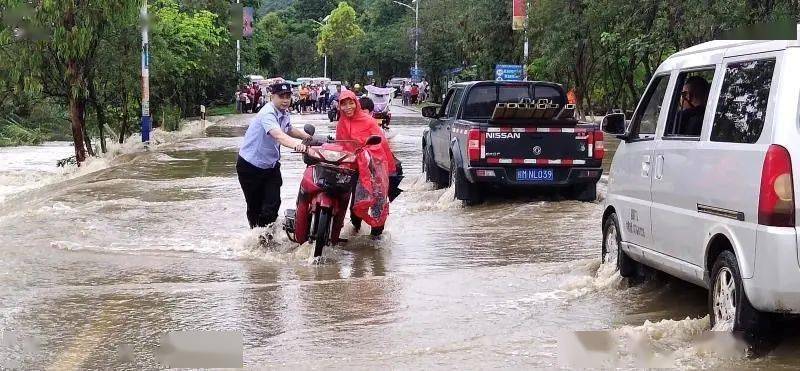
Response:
[82,119,95,157]
[63,3,89,165]
[120,92,130,144]
[68,93,87,164]
[88,79,107,153]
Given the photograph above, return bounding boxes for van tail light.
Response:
[468,129,481,162]
[758,144,795,227]
[591,130,604,160]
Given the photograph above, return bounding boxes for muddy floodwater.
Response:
[3,112,800,369]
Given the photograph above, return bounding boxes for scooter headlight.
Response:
[316,149,349,162]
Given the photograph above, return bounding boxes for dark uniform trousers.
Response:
[237,156,282,228]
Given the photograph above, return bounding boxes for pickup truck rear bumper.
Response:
[465,166,602,187]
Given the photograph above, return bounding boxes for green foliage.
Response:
[294,0,335,21]
[3,0,800,150]
[157,104,182,132]
[0,115,45,146]
[0,0,240,150]
[527,0,799,114]
[317,2,365,59]
[242,0,414,83]
[259,0,295,14]
[206,103,237,116]
[150,0,234,115]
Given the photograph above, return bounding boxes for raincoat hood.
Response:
[335,90,396,172]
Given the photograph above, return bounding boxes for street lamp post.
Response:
[310,16,331,78]
[236,0,240,73]
[392,0,419,73]
[523,0,529,80]
[414,0,419,71]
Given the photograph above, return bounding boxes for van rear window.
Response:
[462,84,565,120]
[711,58,776,144]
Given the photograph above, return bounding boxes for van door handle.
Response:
[655,155,664,180]
[641,155,651,177]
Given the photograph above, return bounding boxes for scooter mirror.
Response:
[304,124,316,136]
[365,135,382,146]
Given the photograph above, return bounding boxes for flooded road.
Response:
[1,112,798,368]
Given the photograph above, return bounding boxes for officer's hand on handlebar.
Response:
[293,143,308,152]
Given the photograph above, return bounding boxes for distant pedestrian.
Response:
[310,85,319,112]
[247,84,256,113]
[235,90,242,113]
[291,86,301,113]
[319,85,329,112]
[299,85,310,113]
[419,79,429,102]
[253,84,263,112]
[410,84,419,105]
[402,82,411,106]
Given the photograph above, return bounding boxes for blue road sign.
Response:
[410,67,424,82]
[495,64,523,81]
[366,70,374,77]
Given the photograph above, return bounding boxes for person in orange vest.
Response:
[299,85,310,114]
[567,89,577,105]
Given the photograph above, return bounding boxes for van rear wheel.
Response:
[602,212,636,277]
[709,251,765,337]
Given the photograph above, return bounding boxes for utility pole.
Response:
[523,0,529,80]
[311,16,331,78]
[392,1,420,76]
[236,0,241,74]
[140,0,150,144]
[414,0,419,71]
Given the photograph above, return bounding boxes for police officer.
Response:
[237,82,311,228]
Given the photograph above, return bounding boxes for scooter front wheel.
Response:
[313,208,332,258]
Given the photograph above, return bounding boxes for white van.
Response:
[601,40,800,335]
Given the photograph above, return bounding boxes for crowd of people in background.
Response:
[291,84,333,114]
[234,77,429,116]
[400,79,428,106]
[236,82,267,114]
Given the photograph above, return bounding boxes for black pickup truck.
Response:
[422,81,604,205]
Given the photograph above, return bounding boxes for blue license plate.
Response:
[516,168,554,182]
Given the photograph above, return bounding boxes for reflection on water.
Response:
[0,114,791,368]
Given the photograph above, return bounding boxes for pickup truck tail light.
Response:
[468,129,481,162]
[590,131,604,160]
[759,144,795,227]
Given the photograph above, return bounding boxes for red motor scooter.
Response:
[283,124,382,258]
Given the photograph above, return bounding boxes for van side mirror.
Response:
[304,124,316,136]
[366,135,382,146]
[422,105,440,118]
[601,112,626,136]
